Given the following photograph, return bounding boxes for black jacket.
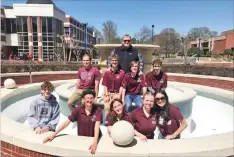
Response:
[107,45,144,73]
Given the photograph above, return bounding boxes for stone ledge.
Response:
[1,80,234,156]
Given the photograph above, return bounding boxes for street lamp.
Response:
[82,22,88,51]
[198,37,202,60]
[151,25,154,45]
[181,34,187,65]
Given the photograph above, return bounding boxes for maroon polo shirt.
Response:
[145,71,167,90]
[102,69,125,93]
[131,108,157,139]
[105,111,132,126]
[157,105,184,137]
[68,105,102,137]
[122,72,145,95]
[77,66,101,90]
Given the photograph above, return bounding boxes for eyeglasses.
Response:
[123,40,131,43]
[155,97,165,101]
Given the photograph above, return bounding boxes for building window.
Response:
[1,36,6,41]
[47,17,52,33]
[1,19,4,31]
[32,17,37,33]
[42,17,47,33]
[6,18,17,33]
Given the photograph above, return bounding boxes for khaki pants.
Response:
[103,93,120,116]
[67,89,84,111]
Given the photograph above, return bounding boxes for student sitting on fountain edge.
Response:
[27,81,60,134]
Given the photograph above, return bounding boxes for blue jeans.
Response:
[158,132,180,140]
[124,94,143,112]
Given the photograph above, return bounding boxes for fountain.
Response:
[94,44,160,72]
[1,78,233,156]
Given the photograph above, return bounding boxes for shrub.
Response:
[223,49,233,56]
[1,63,233,78]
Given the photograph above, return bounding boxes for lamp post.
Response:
[151,25,154,45]
[198,37,202,61]
[83,22,88,51]
[181,34,187,65]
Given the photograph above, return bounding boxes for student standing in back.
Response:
[122,61,146,112]
[67,53,101,113]
[102,54,125,116]
[145,59,168,93]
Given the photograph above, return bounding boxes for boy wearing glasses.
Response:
[28,81,60,134]
[102,54,125,115]
[145,59,168,93]
[106,34,144,74]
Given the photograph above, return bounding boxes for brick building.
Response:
[1,0,95,61]
[189,30,234,54]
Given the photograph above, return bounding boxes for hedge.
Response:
[1,63,233,78]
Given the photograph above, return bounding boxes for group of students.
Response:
[27,53,187,154]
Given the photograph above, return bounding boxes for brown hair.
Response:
[82,53,92,61]
[129,61,139,72]
[152,59,162,66]
[108,99,124,126]
[111,54,120,61]
[41,81,54,91]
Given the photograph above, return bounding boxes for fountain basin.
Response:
[94,44,160,65]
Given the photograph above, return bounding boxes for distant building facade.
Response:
[1,0,95,61]
[189,30,234,54]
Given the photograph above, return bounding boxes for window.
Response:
[1,19,4,31]
[22,17,27,32]
[32,17,37,33]
[42,17,47,33]
[1,36,6,41]
[47,18,52,33]
[6,19,17,33]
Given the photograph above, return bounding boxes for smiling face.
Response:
[155,93,166,108]
[83,94,95,108]
[82,55,91,68]
[153,64,162,75]
[112,100,124,115]
[130,62,139,73]
[143,94,155,110]
[41,87,52,99]
[110,56,119,69]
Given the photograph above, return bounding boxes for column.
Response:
[37,16,43,61]
[27,16,33,56]
[211,37,214,51]
[208,38,211,51]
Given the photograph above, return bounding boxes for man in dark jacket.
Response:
[106,34,144,74]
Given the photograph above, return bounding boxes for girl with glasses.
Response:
[155,90,187,140]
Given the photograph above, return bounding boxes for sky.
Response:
[2,0,234,37]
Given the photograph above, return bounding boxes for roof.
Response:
[26,0,55,5]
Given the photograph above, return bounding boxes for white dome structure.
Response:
[4,78,16,89]
[111,121,135,146]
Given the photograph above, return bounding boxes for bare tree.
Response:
[54,35,65,62]
[187,27,218,40]
[102,20,118,44]
[90,25,104,44]
[134,26,151,44]
[158,28,181,58]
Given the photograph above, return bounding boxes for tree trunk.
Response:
[68,49,72,62]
